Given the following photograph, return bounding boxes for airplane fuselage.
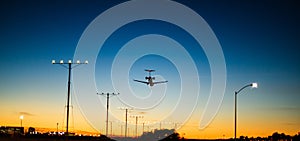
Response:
[148,77,154,86]
[133,69,167,86]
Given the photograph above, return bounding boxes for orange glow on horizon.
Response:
[1,112,299,139]
[1,94,299,139]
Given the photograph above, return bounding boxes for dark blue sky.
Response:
[1,0,299,77]
[0,0,299,137]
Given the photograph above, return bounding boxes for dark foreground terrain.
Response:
[0,135,115,141]
[1,131,299,141]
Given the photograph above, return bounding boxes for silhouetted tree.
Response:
[245,136,249,141]
[239,135,244,140]
[292,133,300,141]
[256,136,262,141]
[272,132,280,141]
[280,132,286,139]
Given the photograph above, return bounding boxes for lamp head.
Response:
[52,60,55,64]
[20,115,24,120]
[251,83,258,88]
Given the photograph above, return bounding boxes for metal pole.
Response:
[142,123,144,134]
[120,125,123,137]
[136,116,138,138]
[234,83,257,141]
[128,127,129,137]
[160,122,161,130]
[20,119,22,127]
[52,60,88,137]
[110,121,113,137]
[106,93,109,137]
[97,93,119,137]
[66,63,71,135]
[125,109,128,138]
[234,92,237,141]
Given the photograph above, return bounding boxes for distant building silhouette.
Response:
[0,126,24,136]
[27,127,35,135]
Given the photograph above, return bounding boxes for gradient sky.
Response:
[0,0,299,139]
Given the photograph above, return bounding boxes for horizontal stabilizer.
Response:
[144,69,155,72]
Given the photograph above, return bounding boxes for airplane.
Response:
[133,69,168,87]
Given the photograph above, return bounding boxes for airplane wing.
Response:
[133,79,149,84]
[153,81,168,84]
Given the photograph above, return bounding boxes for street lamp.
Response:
[20,115,24,127]
[52,59,88,135]
[234,82,258,141]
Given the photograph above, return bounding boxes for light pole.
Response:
[173,122,181,130]
[52,59,88,135]
[56,123,59,135]
[109,121,113,137]
[234,82,258,141]
[130,115,143,138]
[141,121,150,134]
[97,92,119,137]
[142,122,144,134]
[119,124,123,137]
[160,122,162,130]
[119,107,132,138]
[20,115,24,127]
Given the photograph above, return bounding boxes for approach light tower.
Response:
[119,107,133,138]
[52,59,88,135]
[130,115,144,138]
[97,92,119,137]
